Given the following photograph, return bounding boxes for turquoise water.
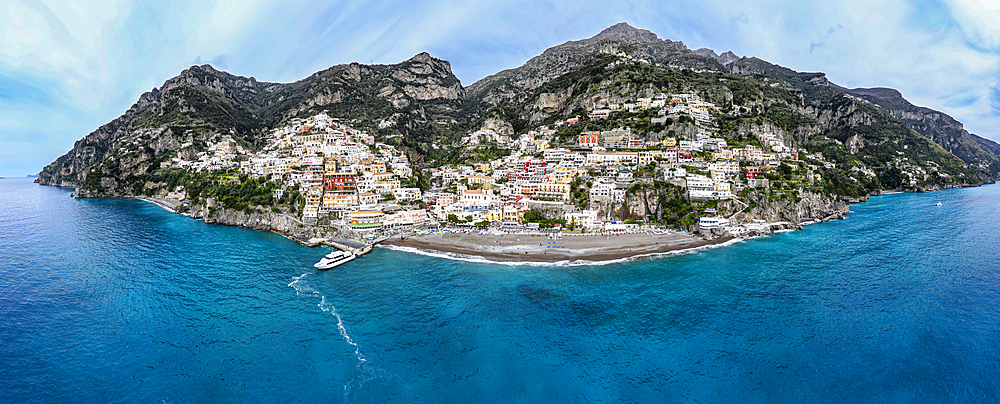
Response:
[1,177,998,403]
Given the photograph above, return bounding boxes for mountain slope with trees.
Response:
[39,23,999,198]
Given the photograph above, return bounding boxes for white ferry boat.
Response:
[314,250,356,270]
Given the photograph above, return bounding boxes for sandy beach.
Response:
[383,230,732,264]
[136,196,181,212]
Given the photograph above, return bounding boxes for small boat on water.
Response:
[314,250,356,270]
[935,201,942,206]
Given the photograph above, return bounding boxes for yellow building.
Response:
[323,194,358,211]
[535,182,571,201]
[466,175,495,186]
[348,211,384,232]
[712,149,734,160]
[487,209,503,222]
[503,207,525,224]
[548,167,579,184]
[372,171,395,182]
[364,163,386,174]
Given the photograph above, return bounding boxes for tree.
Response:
[877,167,904,190]
[778,163,794,178]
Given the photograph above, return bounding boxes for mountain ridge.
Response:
[37,52,474,187]
[38,22,1000,194]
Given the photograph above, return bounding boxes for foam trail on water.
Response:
[288,272,365,363]
[289,271,387,402]
[318,295,366,364]
[288,272,312,292]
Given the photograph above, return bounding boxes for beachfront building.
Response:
[589,180,614,202]
[603,221,640,233]
[565,210,601,231]
[384,209,431,228]
[687,173,734,200]
[534,182,571,202]
[698,215,730,230]
[348,211,384,232]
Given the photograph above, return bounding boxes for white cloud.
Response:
[2,0,1000,176]
[0,0,130,108]
[945,0,1000,50]
[662,0,1000,140]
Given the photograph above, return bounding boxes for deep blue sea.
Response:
[1,177,999,403]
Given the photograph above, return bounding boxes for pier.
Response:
[283,234,388,258]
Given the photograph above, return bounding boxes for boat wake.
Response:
[288,272,366,365]
[317,294,366,364]
[288,272,408,402]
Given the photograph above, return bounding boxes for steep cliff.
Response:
[726,190,850,225]
[598,181,849,233]
[185,203,352,240]
[845,87,1000,176]
[721,57,999,180]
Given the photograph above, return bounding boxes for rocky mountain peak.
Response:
[693,48,718,58]
[467,22,725,104]
[395,52,458,81]
[194,64,219,73]
[407,52,434,63]
[718,51,740,64]
[694,48,742,65]
[38,22,1000,193]
[850,87,903,99]
[593,22,659,42]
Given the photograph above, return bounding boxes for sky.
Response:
[2,0,1000,176]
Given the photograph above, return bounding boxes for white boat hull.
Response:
[314,252,356,269]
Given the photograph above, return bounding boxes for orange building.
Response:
[579,131,601,147]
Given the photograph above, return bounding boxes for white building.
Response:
[564,210,601,231]
[698,216,730,230]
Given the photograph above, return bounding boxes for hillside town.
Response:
[156,87,857,238]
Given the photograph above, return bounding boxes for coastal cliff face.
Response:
[460,24,993,190]
[721,57,1000,182]
[185,204,350,240]
[846,87,1000,176]
[727,191,849,225]
[607,182,849,232]
[37,65,271,188]
[44,22,1000,195]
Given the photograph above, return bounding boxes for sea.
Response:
[1,176,998,403]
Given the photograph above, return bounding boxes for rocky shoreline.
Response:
[127,196,354,246]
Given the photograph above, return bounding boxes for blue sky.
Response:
[2,0,1000,176]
